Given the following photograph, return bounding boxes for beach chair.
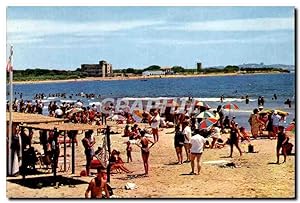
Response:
[36,152,52,173]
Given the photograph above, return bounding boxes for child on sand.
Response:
[239,127,251,142]
[126,141,133,163]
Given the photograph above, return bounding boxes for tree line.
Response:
[9,65,290,81]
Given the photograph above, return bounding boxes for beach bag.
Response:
[248,144,254,153]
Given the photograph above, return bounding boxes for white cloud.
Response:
[7,19,165,44]
[156,17,294,31]
[139,33,292,46]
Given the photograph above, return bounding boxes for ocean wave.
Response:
[117,97,255,103]
[89,102,102,106]
[60,99,77,103]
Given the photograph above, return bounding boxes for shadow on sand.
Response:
[114,173,147,180]
[7,175,88,189]
[267,162,280,165]
[164,162,181,166]
[180,173,197,176]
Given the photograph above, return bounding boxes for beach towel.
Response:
[125,182,137,190]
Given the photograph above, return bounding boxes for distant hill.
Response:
[206,63,294,70]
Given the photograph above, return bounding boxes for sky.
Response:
[6,6,295,70]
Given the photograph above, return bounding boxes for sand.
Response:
[6,121,295,198]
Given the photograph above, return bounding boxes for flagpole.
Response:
[8,45,13,175]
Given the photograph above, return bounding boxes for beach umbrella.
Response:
[274,109,289,116]
[199,117,218,129]
[286,123,295,133]
[259,109,273,115]
[195,101,211,109]
[223,102,239,110]
[167,100,179,107]
[111,114,126,121]
[65,107,83,114]
[132,109,144,123]
[55,108,63,116]
[196,111,215,119]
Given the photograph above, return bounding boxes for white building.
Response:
[142,70,165,76]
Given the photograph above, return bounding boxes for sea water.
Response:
[8,73,295,130]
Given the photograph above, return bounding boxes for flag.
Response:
[6,46,13,72]
[6,60,13,72]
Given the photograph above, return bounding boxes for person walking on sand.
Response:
[276,126,288,164]
[85,166,110,199]
[150,110,160,142]
[189,129,206,175]
[229,123,243,157]
[136,130,154,176]
[183,121,192,162]
[174,125,185,164]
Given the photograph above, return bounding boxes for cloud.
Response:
[139,33,292,46]
[156,17,294,32]
[7,19,165,44]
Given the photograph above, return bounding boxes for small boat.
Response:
[141,79,148,81]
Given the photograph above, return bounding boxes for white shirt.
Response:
[211,127,221,139]
[151,114,161,129]
[272,114,281,126]
[183,126,192,144]
[190,134,206,154]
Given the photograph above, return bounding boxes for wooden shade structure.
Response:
[19,122,105,175]
[20,123,103,131]
[6,112,65,124]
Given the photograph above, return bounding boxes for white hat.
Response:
[259,106,264,109]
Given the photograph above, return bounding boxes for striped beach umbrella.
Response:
[199,117,218,129]
[223,102,239,110]
[196,111,215,119]
[286,123,295,134]
[194,101,211,109]
[132,109,144,123]
[111,114,126,121]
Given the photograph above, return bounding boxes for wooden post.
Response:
[53,129,58,178]
[64,130,67,172]
[71,134,75,174]
[106,126,111,183]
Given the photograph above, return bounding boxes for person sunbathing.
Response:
[239,127,251,142]
[109,150,132,174]
[122,125,131,137]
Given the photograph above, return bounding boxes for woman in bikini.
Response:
[138,131,154,176]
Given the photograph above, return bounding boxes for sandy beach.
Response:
[12,72,284,85]
[6,120,295,198]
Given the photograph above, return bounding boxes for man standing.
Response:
[271,111,282,135]
[85,166,110,198]
[82,130,96,176]
[189,129,206,175]
[276,126,288,164]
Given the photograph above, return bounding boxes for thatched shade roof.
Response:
[6,112,64,124]
[20,123,104,131]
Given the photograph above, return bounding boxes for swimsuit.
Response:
[141,139,150,155]
[230,128,238,144]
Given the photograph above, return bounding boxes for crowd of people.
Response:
[7,92,295,198]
